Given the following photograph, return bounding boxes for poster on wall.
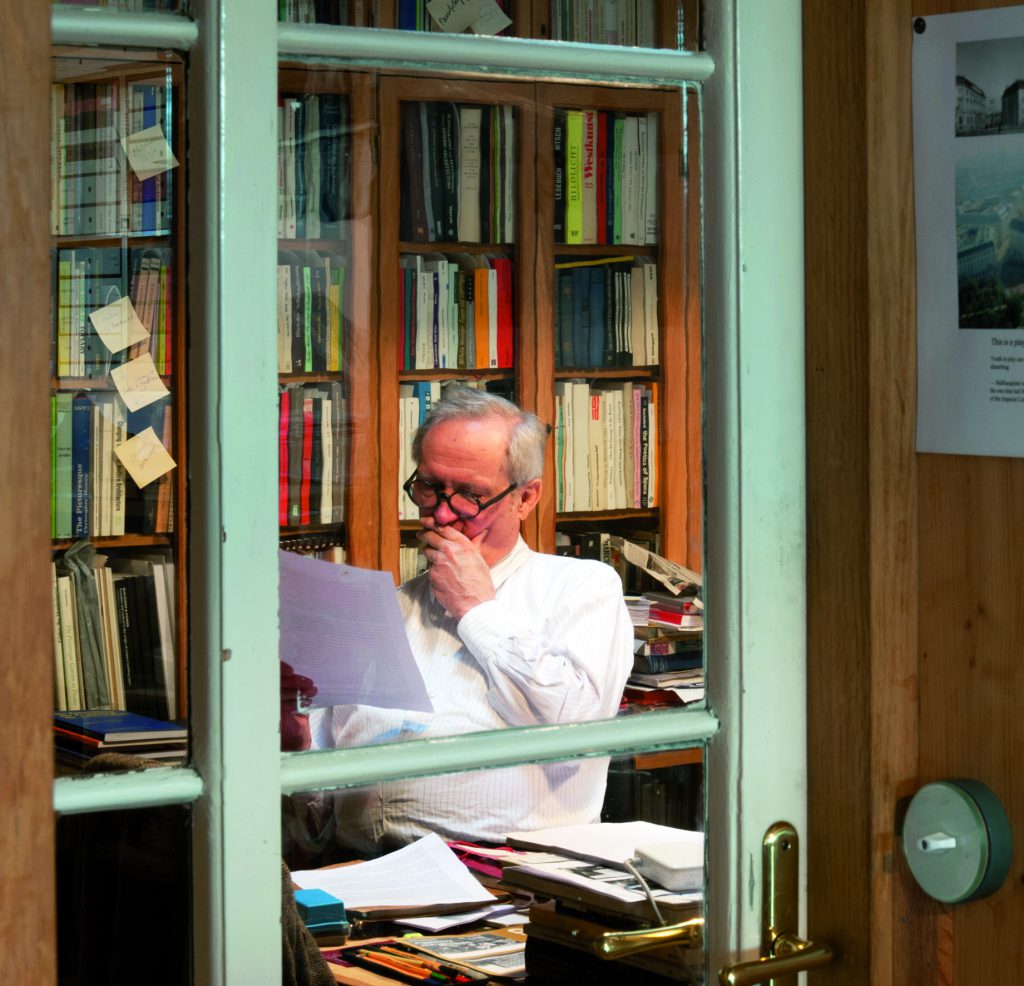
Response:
[914,6,1024,456]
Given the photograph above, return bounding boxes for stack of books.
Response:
[53,709,188,769]
[625,592,704,707]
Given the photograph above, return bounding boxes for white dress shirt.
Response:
[309,537,633,853]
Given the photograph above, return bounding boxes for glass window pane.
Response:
[50,52,189,770]
[284,748,704,981]
[57,801,192,984]
[276,65,705,826]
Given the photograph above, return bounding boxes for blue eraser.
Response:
[294,888,347,928]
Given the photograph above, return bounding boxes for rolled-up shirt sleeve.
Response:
[456,558,633,726]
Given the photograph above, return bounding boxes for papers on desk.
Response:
[505,820,703,868]
[291,833,495,914]
[278,550,432,712]
[500,822,704,923]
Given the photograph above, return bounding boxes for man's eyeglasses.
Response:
[403,472,518,519]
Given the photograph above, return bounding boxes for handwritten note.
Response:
[114,426,176,489]
[110,353,169,413]
[88,296,150,355]
[426,0,511,35]
[121,125,179,181]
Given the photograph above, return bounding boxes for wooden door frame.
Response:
[0,0,57,980]
[804,1,920,983]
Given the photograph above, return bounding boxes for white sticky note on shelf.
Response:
[121,124,179,181]
[88,296,150,355]
[115,426,176,489]
[110,352,170,413]
[426,0,510,35]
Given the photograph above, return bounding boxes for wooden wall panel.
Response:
[807,0,1024,982]
[0,0,55,980]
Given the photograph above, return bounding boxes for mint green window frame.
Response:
[51,3,806,983]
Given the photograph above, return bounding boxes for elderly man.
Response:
[305,385,633,854]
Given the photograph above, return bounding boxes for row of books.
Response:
[277,250,347,373]
[51,393,173,540]
[51,545,178,723]
[399,253,514,370]
[51,78,174,236]
[553,379,658,513]
[549,0,658,46]
[278,0,363,23]
[278,381,350,529]
[554,108,658,246]
[54,245,173,380]
[53,708,187,770]
[400,101,515,245]
[58,0,175,7]
[554,255,658,369]
[277,92,351,240]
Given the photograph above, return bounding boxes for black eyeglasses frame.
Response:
[402,472,518,519]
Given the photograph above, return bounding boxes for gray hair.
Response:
[411,384,549,485]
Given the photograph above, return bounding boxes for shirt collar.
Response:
[488,536,531,590]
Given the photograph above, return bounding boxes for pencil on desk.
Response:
[353,949,432,980]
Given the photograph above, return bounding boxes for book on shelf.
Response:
[631,645,702,674]
[278,381,348,529]
[552,255,656,368]
[556,108,659,248]
[53,708,186,744]
[550,382,656,514]
[456,104,482,242]
[278,91,348,241]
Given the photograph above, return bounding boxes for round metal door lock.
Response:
[901,779,1012,904]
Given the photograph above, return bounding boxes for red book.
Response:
[595,111,607,245]
[278,387,290,526]
[300,397,313,525]
[491,255,514,368]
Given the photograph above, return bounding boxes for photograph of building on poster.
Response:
[955,35,1024,328]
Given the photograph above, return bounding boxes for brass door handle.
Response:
[594,917,704,960]
[719,932,833,985]
[718,822,836,986]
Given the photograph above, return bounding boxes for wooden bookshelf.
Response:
[281,68,704,584]
[276,68,379,569]
[49,50,189,723]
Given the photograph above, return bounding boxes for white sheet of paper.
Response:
[114,426,176,489]
[121,124,179,181]
[89,296,150,354]
[394,902,517,931]
[279,550,432,712]
[291,833,493,910]
[913,6,1024,456]
[110,353,169,412]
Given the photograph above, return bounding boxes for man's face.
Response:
[416,415,541,567]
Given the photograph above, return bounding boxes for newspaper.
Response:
[608,536,702,594]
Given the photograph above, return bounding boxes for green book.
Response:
[53,391,74,540]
